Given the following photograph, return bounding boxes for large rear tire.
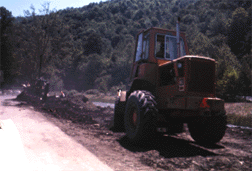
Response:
[112,98,126,132]
[188,115,227,144]
[124,90,157,144]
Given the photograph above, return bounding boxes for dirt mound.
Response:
[61,93,98,112]
[15,90,102,124]
[16,91,36,102]
[16,91,28,100]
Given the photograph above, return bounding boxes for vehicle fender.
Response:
[129,79,155,96]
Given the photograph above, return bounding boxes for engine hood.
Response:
[158,55,216,67]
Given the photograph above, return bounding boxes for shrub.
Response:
[84,89,100,95]
[66,89,79,97]
[109,82,126,95]
[227,113,252,128]
[49,74,64,92]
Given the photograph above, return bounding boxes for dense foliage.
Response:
[0,0,251,98]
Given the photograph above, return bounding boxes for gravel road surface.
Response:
[0,95,113,171]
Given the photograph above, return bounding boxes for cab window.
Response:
[155,34,186,60]
[135,33,143,62]
[142,34,149,60]
[155,35,165,58]
[180,38,186,56]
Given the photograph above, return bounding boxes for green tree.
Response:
[21,3,58,79]
[16,3,73,80]
[84,33,103,55]
[75,54,103,90]
[216,66,239,98]
[208,12,227,37]
[227,7,250,59]
[0,7,15,83]
[7,0,251,94]
[12,2,74,87]
[236,53,252,96]
[216,44,242,97]
[95,74,112,93]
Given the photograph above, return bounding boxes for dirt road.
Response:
[2,92,252,170]
[0,95,113,171]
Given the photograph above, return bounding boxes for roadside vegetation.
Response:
[227,113,252,128]
[225,102,252,127]
[1,0,251,99]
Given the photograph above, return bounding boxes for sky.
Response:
[1,0,108,17]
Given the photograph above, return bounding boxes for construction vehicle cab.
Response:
[113,23,227,145]
[128,27,188,95]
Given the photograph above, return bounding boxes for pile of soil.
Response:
[15,91,252,171]
[16,90,112,125]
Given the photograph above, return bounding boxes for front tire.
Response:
[188,115,227,144]
[112,98,126,132]
[124,90,157,144]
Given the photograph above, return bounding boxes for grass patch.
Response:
[225,102,252,116]
[227,113,252,128]
[84,94,116,103]
[89,97,115,104]
[225,102,252,127]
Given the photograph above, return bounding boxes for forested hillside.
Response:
[0,0,251,97]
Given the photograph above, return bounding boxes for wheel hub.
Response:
[132,109,137,126]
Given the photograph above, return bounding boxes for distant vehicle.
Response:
[113,18,227,145]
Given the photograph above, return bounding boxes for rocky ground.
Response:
[13,91,252,171]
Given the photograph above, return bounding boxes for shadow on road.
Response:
[3,96,37,109]
[1,97,25,107]
[117,135,224,158]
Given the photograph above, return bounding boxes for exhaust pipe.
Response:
[176,17,180,58]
